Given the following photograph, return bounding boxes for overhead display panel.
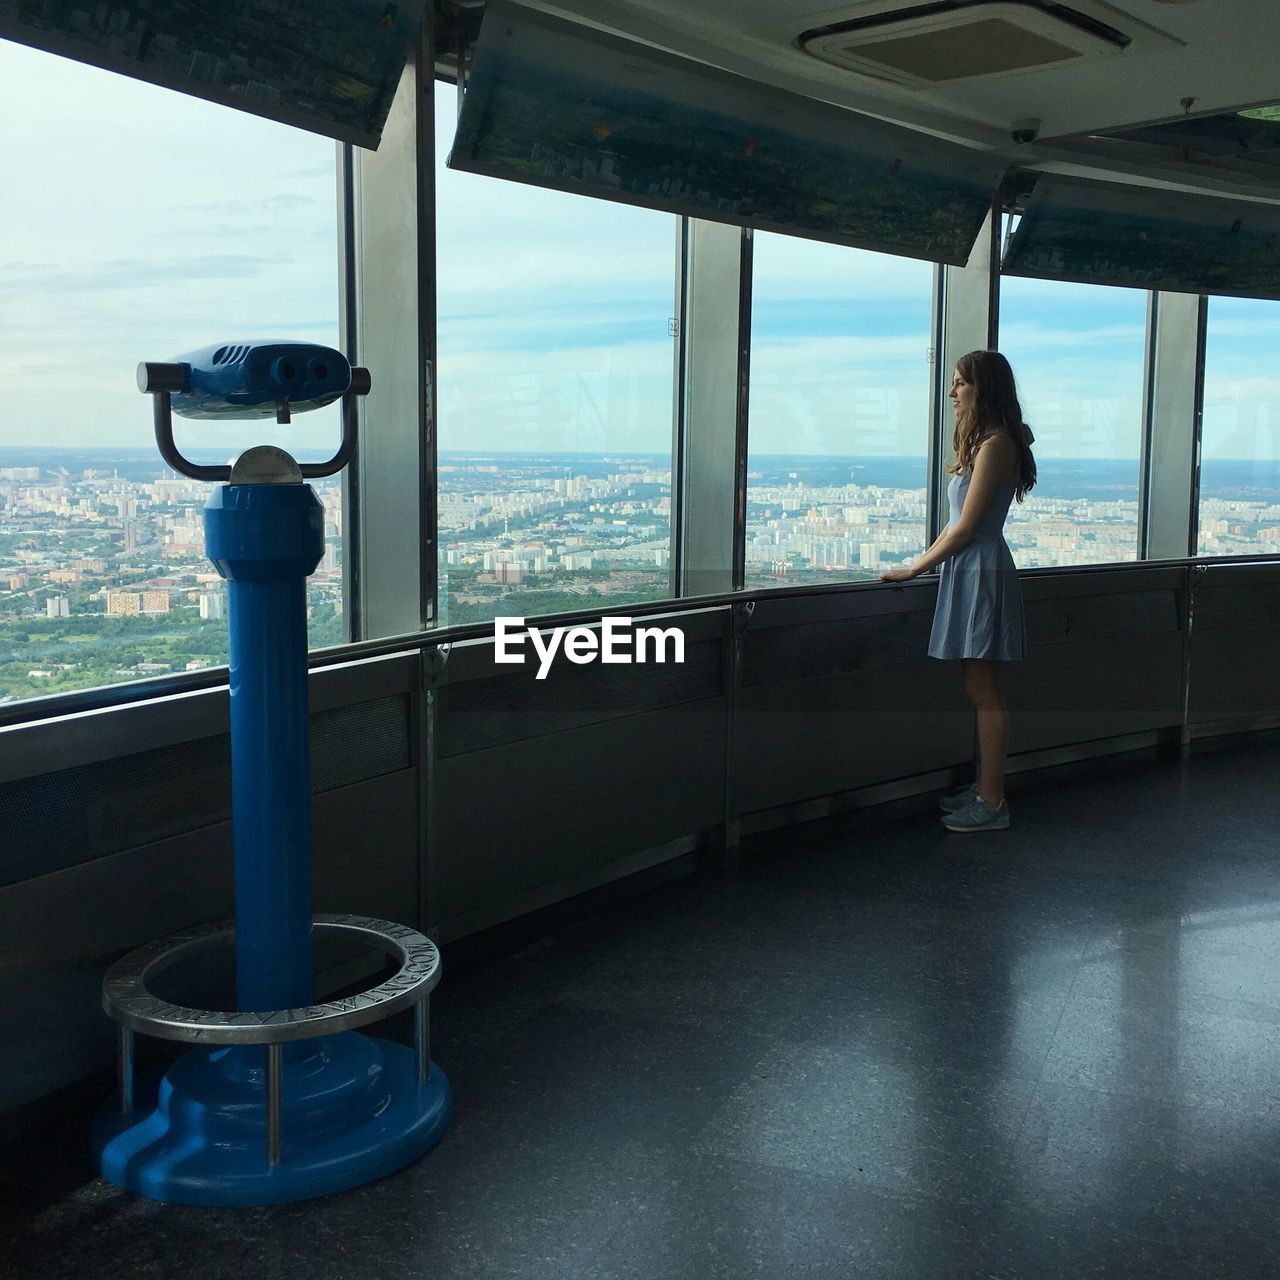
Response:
[0,0,425,148]
[1081,105,1280,189]
[447,2,1005,265]
[1003,173,1280,300]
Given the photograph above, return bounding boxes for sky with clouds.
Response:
[0,38,341,455]
[2,39,1277,461]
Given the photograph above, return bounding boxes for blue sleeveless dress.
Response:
[927,440,1027,662]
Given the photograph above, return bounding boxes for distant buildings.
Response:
[104,590,170,615]
[1,454,1277,701]
[104,592,141,617]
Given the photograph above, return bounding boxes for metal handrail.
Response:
[2,554,1277,731]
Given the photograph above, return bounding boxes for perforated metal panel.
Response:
[310,695,413,789]
[0,694,411,888]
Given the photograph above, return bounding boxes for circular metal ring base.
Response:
[94,1033,452,1206]
[103,915,441,1045]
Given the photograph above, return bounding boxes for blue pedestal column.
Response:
[210,484,322,1013]
[94,483,451,1206]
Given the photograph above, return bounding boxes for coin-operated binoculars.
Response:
[93,343,451,1206]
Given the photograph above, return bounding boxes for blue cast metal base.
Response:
[93,1032,452,1206]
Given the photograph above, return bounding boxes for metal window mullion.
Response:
[939,205,997,548]
[1138,290,1160,560]
[732,229,753,593]
[337,141,361,643]
[678,219,746,598]
[1143,291,1202,562]
[670,217,690,599]
[985,194,1001,349]
[349,26,432,641]
[420,39,440,629]
[927,263,947,547]
[1187,296,1209,558]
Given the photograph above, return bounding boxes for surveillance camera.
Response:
[1011,118,1041,145]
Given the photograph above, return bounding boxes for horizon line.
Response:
[2,447,1278,466]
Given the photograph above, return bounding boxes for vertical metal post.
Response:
[266,1044,284,1167]
[732,229,753,593]
[414,999,431,1085]
[1182,564,1206,754]
[721,600,752,867]
[117,1025,134,1115]
[420,646,450,937]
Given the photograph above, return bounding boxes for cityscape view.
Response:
[3,51,1278,711]
[3,448,1277,705]
[0,449,343,704]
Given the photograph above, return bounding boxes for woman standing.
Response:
[881,350,1036,833]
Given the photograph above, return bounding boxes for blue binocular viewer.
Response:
[137,341,371,482]
[98,340,452,1205]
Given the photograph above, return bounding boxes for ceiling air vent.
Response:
[799,1,1139,84]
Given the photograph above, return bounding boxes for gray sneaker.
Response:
[942,794,1010,832]
[938,782,978,813]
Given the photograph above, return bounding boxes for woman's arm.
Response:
[881,523,952,583]
[895,437,1017,578]
[922,522,949,556]
[906,527,969,578]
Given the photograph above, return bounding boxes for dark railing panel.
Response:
[439,638,722,757]
[736,567,1188,814]
[743,608,936,687]
[1008,570,1186,751]
[5,561,1280,1125]
[0,770,420,1117]
[433,704,727,928]
[1024,588,1180,646]
[736,661,971,814]
[1189,564,1280,723]
[1007,634,1185,752]
[0,694,412,889]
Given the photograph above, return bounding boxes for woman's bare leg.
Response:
[962,659,1009,807]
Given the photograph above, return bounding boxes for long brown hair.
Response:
[948,349,1037,503]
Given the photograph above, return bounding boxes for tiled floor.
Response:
[4,740,1280,1278]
